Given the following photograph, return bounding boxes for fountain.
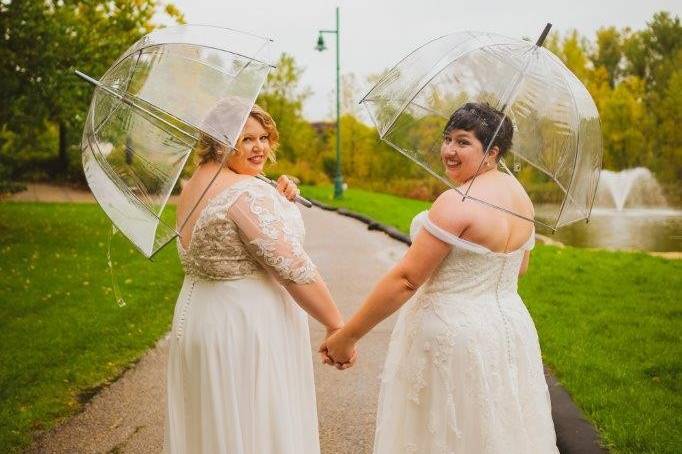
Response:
[596,167,668,211]
[553,167,682,251]
[534,167,681,251]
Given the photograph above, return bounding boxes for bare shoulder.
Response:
[429,189,473,235]
[501,172,535,217]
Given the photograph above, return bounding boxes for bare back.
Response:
[176,164,249,251]
[432,171,535,254]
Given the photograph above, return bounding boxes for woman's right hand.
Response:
[275,175,300,202]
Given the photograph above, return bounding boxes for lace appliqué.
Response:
[372,210,555,453]
[177,179,314,283]
[231,185,317,285]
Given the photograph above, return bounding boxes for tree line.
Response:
[1,4,679,203]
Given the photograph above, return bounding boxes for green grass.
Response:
[0,203,183,452]
[522,247,681,453]
[301,185,430,233]
[303,185,682,454]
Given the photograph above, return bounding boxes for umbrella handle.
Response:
[255,175,313,208]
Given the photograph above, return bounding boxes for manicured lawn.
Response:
[0,203,183,452]
[523,246,681,453]
[303,185,682,454]
[301,185,430,233]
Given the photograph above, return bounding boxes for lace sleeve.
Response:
[228,189,317,284]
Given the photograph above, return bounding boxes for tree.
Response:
[621,12,682,186]
[591,27,623,88]
[0,0,184,182]
[257,53,326,183]
[550,30,592,82]
[599,76,648,169]
[340,72,365,118]
[655,65,682,184]
[544,15,680,190]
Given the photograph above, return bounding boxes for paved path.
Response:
[7,183,95,203]
[17,185,605,453]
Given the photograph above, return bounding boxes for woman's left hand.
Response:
[319,330,357,370]
[276,175,300,202]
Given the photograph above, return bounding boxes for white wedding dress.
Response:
[164,178,320,454]
[373,211,559,454]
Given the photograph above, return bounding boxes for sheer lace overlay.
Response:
[373,211,557,454]
[177,178,316,284]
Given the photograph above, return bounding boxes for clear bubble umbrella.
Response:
[77,25,277,258]
[360,24,603,231]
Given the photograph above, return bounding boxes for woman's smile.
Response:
[443,156,462,170]
[247,154,265,165]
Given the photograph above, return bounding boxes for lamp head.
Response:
[315,34,327,52]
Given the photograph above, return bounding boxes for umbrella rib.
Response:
[462,46,537,200]
[549,55,590,225]
[586,149,603,223]
[123,143,176,181]
[176,23,274,42]
[502,146,587,222]
[409,101,450,119]
[86,110,175,220]
[138,44,257,80]
[115,24,275,67]
[115,42,275,71]
[92,50,145,137]
[382,138,554,230]
[86,134,183,259]
[236,38,273,76]
[76,70,203,146]
[377,42,526,139]
[359,32,453,104]
[85,132,175,238]
[175,145,233,233]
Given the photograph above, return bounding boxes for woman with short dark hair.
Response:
[322,103,558,453]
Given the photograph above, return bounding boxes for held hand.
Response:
[319,329,357,370]
[318,326,341,367]
[276,175,300,202]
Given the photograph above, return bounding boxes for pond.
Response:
[537,206,682,252]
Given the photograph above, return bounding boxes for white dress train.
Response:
[373,211,559,454]
[164,178,320,454]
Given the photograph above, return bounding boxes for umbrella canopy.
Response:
[360,27,602,231]
[79,25,274,257]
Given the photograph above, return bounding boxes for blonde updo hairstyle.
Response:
[195,103,279,165]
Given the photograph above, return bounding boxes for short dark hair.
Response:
[443,102,514,160]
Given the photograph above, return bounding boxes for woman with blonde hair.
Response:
[164,104,344,454]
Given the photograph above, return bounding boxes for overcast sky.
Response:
[168,0,680,121]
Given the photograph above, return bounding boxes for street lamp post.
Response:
[315,7,344,199]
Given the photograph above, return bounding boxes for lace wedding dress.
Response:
[164,178,320,454]
[373,211,558,454]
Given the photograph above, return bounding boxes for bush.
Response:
[266,159,330,186]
